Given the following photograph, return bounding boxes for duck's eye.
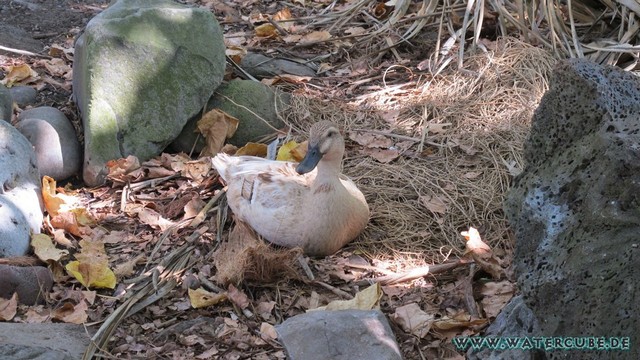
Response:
[327,131,334,137]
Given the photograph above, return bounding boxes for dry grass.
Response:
[299,0,639,71]
[281,37,555,267]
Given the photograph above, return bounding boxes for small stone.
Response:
[16,107,81,180]
[275,310,402,360]
[0,265,53,305]
[9,86,37,107]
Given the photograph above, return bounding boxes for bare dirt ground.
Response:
[0,0,556,359]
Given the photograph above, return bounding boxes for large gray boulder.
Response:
[0,121,43,257]
[504,59,639,359]
[171,80,289,153]
[275,310,402,360]
[73,0,225,186]
[16,107,81,181]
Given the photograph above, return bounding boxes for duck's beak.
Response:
[296,144,322,174]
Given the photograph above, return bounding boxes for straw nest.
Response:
[279,37,556,266]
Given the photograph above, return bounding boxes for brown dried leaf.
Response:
[31,233,69,262]
[228,284,250,309]
[52,301,88,324]
[361,148,400,163]
[419,194,448,214]
[106,155,141,179]
[349,132,393,148]
[260,322,278,341]
[183,195,206,219]
[197,109,240,157]
[391,302,433,338]
[479,281,515,319]
[0,293,18,321]
[134,207,175,231]
[298,30,331,45]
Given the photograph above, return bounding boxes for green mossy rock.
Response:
[74,0,225,186]
[172,79,290,153]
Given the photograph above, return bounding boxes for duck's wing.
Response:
[211,153,315,243]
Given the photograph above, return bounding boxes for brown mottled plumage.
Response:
[211,121,369,257]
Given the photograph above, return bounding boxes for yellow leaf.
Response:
[189,288,228,308]
[1,64,39,87]
[197,109,240,157]
[312,283,381,311]
[65,239,116,289]
[254,23,277,37]
[276,140,308,162]
[236,142,268,157]
[289,140,308,161]
[31,233,69,262]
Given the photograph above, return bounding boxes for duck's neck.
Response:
[314,159,342,184]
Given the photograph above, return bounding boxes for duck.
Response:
[211,121,369,257]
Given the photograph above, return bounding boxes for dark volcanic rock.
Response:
[504,59,640,359]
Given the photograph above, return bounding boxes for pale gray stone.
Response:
[504,59,640,360]
[0,121,43,244]
[74,0,225,186]
[0,323,92,360]
[276,310,402,360]
[16,106,81,180]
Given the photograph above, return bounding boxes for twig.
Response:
[313,280,354,299]
[296,255,315,280]
[356,259,470,286]
[0,45,50,58]
[351,128,446,147]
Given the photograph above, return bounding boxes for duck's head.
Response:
[296,121,344,175]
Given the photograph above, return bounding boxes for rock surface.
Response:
[16,106,81,180]
[275,310,402,360]
[9,86,37,107]
[0,83,11,121]
[0,323,92,360]
[504,59,640,359]
[0,265,53,305]
[73,0,225,186]
[172,80,289,153]
[0,121,43,257]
